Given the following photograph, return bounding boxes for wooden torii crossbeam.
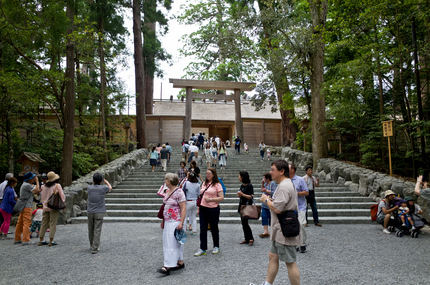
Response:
[169,79,256,141]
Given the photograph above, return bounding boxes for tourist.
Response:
[177,161,188,181]
[414,175,430,201]
[149,147,158,172]
[376,190,399,234]
[289,164,309,253]
[193,151,203,167]
[160,144,169,172]
[405,196,425,230]
[158,173,186,276]
[303,165,322,227]
[266,148,271,161]
[38,171,65,247]
[189,160,203,183]
[188,143,199,163]
[15,171,41,246]
[29,203,43,238]
[234,136,241,154]
[237,171,254,246]
[251,160,301,285]
[198,132,205,150]
[226,139,231,148]
[215,135,220,147]
[211,141,218,167]
[181,139,187,146]
[194,168,224,256]
[0,173,15,232]
[156,143,162,166]
[260,173,277,238]
[182,141,190,162]
[0,177,18,239]
[244,143,249,154]
[205,143,212,168]
[218,141,228,170]
[183,171,200,235]
[259,141,266,161]
[87,173,112,254]
[165,142,172,163]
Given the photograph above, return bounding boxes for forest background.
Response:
[0,0,429,186]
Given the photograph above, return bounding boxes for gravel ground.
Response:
[0,222,429,285]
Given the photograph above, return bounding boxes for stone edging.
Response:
[281,147,429,221]
[58,148,149,224]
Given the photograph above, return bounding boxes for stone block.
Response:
[391,182,405,196]
[331,167,340,184]
[358,173,369,196]
[325,173,331,181]
[72,205,82,217]
[79,199,87,210]
[345,181,353,187]
[351,171,360,184]
[344,168,354,181]
[349,183,359,193]
[337,177,346,186]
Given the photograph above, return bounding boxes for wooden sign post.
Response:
[382,120,393,176]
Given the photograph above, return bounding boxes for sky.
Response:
[117,0,197,115]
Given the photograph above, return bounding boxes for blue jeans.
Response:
[306,198,319,224]
[235,145,240,154]
[260,150,264,160]
[261,207,271,226]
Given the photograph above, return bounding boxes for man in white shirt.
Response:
[188,143,199,163]
[0,173,16,233]
[215,135,220,148]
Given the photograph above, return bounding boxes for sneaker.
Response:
[2,235,13,240]
[91,249,99,254]
[22,241,36,246]
[412,226,416,230]
[300,246,307,253]
[14,240,22,245]
[212,247,220,254]
[402,223,406,227]
[194,249,206,256]
[383,228,391,234]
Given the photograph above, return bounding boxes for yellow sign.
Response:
[382,120,393,137]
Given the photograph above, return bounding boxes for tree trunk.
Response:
[98,19,109,164]
[60,0,75,186]
[144,19,155,114]
[308,0,328,169]
[133,0,148,149]
[5,112,14,173]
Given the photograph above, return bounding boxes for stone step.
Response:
[79,208,370,218]
[71,215,372,224]
[104,202,374,210]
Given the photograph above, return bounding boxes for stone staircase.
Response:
[72,147,372,224]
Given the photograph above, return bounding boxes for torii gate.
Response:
[169,79,255,141]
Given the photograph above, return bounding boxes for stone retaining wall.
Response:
[57,148,149,224]
[281,147,430,221]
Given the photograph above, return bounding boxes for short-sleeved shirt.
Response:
[178,168,188,181]
[150,151,158,159]
[20,182,35,208]
[377,199,390,218]
[189,167,200,176]
[420,188,430,201]
[290,175,308,212]
[160,148,169,159]
[163,188,186,222]
[189,145,198,153]
[262,181,277,209]
[87,185,110,214]
[270,178,302,246]
[200,182,223,208]
[166,145,172,153]
[182,144,189,153]
[184,182,200,200]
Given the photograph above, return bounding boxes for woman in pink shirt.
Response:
[194,168,224,256]
[38,171,66,246]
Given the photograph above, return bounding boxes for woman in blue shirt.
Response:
[0,177,17,239]
[150,147,158,172]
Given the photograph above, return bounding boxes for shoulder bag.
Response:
[157,183,168,197]
[47,184,66,210]
[240,199,261,220]
[196,182,213,207]
[13,199,27,213]
[277,210,300,237]
[157,188,179,219]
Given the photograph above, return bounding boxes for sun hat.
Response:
[384,190,395,197]
[162,144,166,148]
[405,196,414,202]
[47,171,60,183]
[174,228,187,245]
[23,172,36,182]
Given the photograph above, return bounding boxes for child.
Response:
[244,143,249,154]
[399,200,416,230]
[266,148,271,161]
[30,203,43,238]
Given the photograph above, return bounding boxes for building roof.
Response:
[152,100,281,121]
[17,152,46,163]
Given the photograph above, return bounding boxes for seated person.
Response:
[376,190,399,234]
[405,196,425,230]
[398,199,415,230]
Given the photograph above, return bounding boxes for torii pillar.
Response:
[234,89,243,140]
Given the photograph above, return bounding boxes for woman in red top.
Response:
[194,168,224,256]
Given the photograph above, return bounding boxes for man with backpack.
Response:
[251,160,301,285]
[182,142,190,162]
[234,136,241,154]
[376,190,399,234]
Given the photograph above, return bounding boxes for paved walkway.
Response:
[0,223,429,285]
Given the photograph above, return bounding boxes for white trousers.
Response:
[161,159,167,171]
[298,211,307,246]
[163,221,184,267]
[184,200,198,232]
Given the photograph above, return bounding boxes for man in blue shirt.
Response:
[289,164,309,253]
[182,142,190,162]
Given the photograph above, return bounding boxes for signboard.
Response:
[382,120,393,137]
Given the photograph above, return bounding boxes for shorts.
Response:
[270,241,297,263]
[376,214,385,225]
[30,220,42,232]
